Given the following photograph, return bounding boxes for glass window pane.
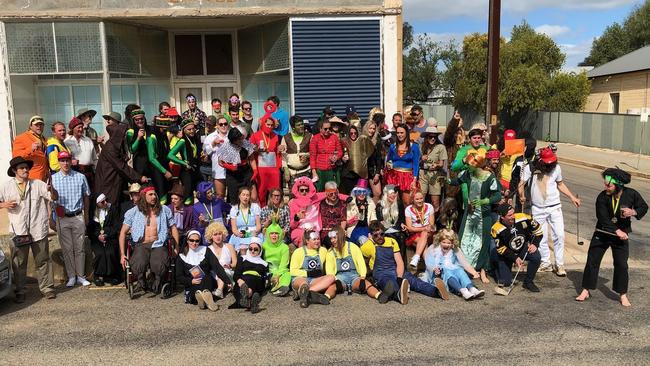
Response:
[54,23,102,72]
[72,85,103,131]
[205,34,233,75]
[175,35,204,76]
[6,23,57,74]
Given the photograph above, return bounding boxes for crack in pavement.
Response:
[574,321,632,336]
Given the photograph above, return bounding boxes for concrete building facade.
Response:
[0,0,403,176]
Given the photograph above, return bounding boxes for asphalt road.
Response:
[559,163,650,261]
[1,164,649,365]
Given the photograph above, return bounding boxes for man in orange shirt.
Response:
[12,116,49,182]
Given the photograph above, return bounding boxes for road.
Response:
[560,163,650,261]
[1,164,649,365]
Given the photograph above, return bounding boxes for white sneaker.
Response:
[66,277,76,287]
[469,287,485,298]
[555,265,567,277]
[409,255,420,268]
[77,277,91,286]
[539,263,554,272]
[213,288,224,299]
[460,288,473,300]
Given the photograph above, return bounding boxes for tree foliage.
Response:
[402,23,460,105]
[581,0,650,66]
[454,22,590,127]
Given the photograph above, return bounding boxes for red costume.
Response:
[250,123,281,207]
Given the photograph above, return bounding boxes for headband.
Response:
[308,232,319,241]
[186,229,201,239]
[140,186,156,195]
[186,95,196,102]
[605,175,620,186]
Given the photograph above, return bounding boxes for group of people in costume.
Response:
[5,99,647,310]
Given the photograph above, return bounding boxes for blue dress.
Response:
[424,246,473,291]
[228,203,263,251]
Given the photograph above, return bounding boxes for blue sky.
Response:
[404,0,643,71]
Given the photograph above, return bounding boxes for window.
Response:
[610,93,620,114]
[174,34,234,76]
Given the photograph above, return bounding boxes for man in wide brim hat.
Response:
[7,156,34,177]
[76,108,97,120]
[102,111,122,124]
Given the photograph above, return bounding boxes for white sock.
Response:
[410,254,420,266]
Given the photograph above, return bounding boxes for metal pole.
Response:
[486,0,501,145]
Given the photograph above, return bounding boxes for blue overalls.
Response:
[334,244,360,289]
[298,246,322,285]
[372,241,438,297]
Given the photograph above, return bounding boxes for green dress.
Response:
[451,169,501,270]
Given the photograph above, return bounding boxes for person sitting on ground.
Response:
[119,186,180,294]
[326,227,390,303]
[206,221,237,298]
[262,222,291,296]
[491,203,543,294]
[375,184,407,266]
[232,237,267,314]
[290,229,336,308]
[88,193,122,286]
[360,221,448,305]
[229,186,263,255]
[404,190,436,269]
[423,229,484,301]
[346,179,377,245]
[192,181,230,244]
[260,188,290,240]
[177,230,231,311]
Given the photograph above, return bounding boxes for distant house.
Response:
[584,45,650,115]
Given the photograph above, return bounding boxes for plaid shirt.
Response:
[260,204,290,233]
[123,205,175,248]
[51,170,90,213]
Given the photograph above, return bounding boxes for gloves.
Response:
[252,169,259,182]
[307,269,323,278]
[472,198,490,207]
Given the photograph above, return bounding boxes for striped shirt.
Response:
[51,170,90,213]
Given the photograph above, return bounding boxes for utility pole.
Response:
[486,0,501,145]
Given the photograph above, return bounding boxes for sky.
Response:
[404,0,644,71]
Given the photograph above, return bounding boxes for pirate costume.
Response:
[579,168,647,299]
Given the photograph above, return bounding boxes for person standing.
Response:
[65,117,98,191]
[167,118,202,205]
[76,108,103,153]
[250,116,282,207]
[46,121,70,173]
[181,94,208,138]
[12,116,49,182]
[575,168,647,307]
[281,115,312,189]
[309,119,343,192]
[203,115,230,199]
[0,157,58,302]
[51,151,91,287]
[241,100,255,130]
[268,96,289,137]
[518,147,580,276]
[87,193,122,286]
[385,124,420,205]
[228,106,253,138]
[419,126,447,214]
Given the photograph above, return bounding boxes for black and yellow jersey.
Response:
[491,213,543,262]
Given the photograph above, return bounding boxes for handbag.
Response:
[11,183,33,247]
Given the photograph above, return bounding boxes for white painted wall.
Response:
[0,22,14,179]
[382,15,399,118]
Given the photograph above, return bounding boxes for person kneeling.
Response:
[424,229,484,300]
[360,221,449,304]
[491,203,543,294]
[290,230,336,308]
[326,227,390,303]
[177,230,231,311]
[232,238,267,314]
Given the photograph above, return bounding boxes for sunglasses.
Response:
[299,188,309,193]
[218,122,228,126]
[271,194,282,197]
[187,238,201,243]
[249,247,260,253]
[321,127,331,131]
[243,108,252,111]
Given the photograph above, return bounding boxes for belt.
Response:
[533,203,561,209]
[393,167,413,173]
[64,209,83,217]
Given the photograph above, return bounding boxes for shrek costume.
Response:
[262,223,291,295]
[450,166,501,271]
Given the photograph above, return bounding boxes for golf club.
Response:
[506,251,528,295]
[595,228,619,237]
[577,194,584,245]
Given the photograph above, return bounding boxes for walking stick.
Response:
[577,194,584,245]
[506,251,528,295]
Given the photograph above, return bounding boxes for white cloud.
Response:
[415,32,466,45]
[560,40,593,70]
[535,24,571,38]
[404,0,636,21]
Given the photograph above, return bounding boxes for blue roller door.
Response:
[291,19,381,124]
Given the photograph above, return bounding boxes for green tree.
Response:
[454,22,590,127]
[403,34,460,104]
[403,21,414,49]
[581,0,650,66]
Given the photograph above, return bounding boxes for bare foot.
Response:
[620,294,631,307]
[575,289,590,302]
[480,269,490,284]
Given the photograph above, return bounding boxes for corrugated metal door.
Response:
[291,19,381,125]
